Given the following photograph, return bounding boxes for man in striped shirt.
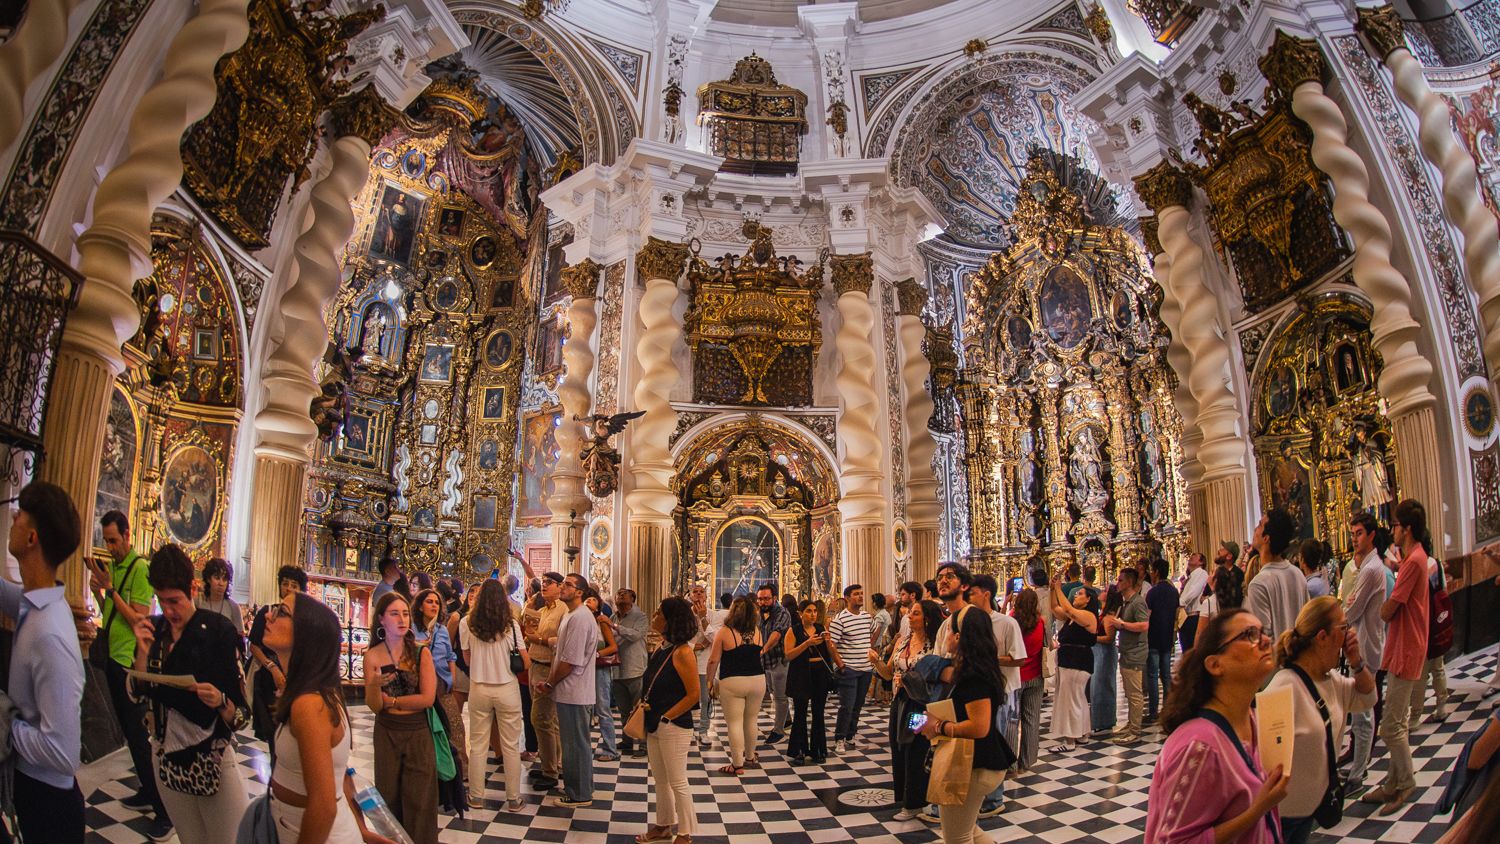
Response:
[829,583,876,752]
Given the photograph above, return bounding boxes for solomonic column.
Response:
[248,87,397,604]
[831,253,888,596]
[894,278,940,584]
[1260,31,1445,534]
[1358,6,1500,397]
[40,0,252,608]
[1145,220,1207,552]
[0,0,91,153]
[548,258,601,574]
[626,237,689,610]
[1134,162,1251,552]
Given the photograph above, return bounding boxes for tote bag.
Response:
[925,735,975,805]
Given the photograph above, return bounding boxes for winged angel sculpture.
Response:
[576,410,645,497]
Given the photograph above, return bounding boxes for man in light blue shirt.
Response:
[4,481,86,842]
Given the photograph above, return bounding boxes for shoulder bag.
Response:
[509,621,526,676]
[1197,708,1284,844]
[624,646,679,742]
[1287,665,1345,828]
[89,555,140,670]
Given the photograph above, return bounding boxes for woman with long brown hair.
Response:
[1011,588,1046,772]
[705,595,764,775]
[1145,609,1289,843]
[363,592,438,844]
[461,579,530,812]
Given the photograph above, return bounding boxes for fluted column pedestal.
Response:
[895,279,941,583]
[38,0,251,612]
[626,238,690,608]
[0,0,90,153]
[248,455,307,604]
[831,254,888,594]
[1262,32,1445,534]
[548,259,601,573]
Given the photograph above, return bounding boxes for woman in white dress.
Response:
[262,590,392,843]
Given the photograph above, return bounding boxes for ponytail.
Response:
[1275,595,1340,667]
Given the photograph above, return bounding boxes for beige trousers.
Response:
[939,766,1006,844]
[647,722,696,834]
[468,680,523,802]
[719,674,766,767]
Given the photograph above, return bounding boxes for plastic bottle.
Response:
[349,768,416,844]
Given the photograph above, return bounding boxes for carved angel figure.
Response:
[576,410,646,498]
[310,341,363,441]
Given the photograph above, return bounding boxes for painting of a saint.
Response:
[433,280,460,311]
[470,236,497,268]
[543,243,567,304]
[1267,366,1298,419]
[1112,290,1132,329]
[1005,315,1032,351]
[343,414,371,454]
[1039,265,1093,349]
[485,330,513,368]
[370,185,424,265]
[438,207,464,237]
[478,439,499,470]
[518,409,561,521]
[715,519,779,600]
[419,343,453,383]
[812,528,836,597]
[94,389,137,548]
[1269,441,1315,541]
[490,277,515,309]
[1333,343,1363,393]
[474,495,497,531]
[481,387,506,420]
[536,315,564,375]
[161,445,217,546]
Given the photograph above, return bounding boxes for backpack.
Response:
[1427,568,1453,659]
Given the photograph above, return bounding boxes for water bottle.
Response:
[350,768,415,844]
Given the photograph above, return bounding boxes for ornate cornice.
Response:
[895,277,927,316]
[561,258,601,300]
[830,253,874,296]
[636,237,690,282]
[1355,5,1406,62]
[330,85,399,146]
[1259,31,1327,102]
[1132,162,1193,213]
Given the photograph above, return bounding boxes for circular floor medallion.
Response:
[837,787,894,808]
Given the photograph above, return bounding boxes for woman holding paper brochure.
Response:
[128,545,250,843]
[1265,596,1376,844]
[1145,608,1290,843]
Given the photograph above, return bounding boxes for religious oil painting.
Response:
[470,235,498,268]
[193,327,218,360]
[1039,265,1092,349]
[518,408,562,522]
[490,276,516,309]
[369,183,425,266]
[1267,365,1298,419]
[473,495,498,531]
[419,343,454,383]
[94,388,137,548]
[537,315,565,376]
[481,386,506,420]
[1332,342,1364,394]
[1268,440,1316,541]
[342,413,372,455]
[161,445,217,546]
[437,206,465,237]
[1005,314,1032,351]
[433,279,460,311]
[715,518,779,600]
[484,329,514,369]
[478,438,500,470]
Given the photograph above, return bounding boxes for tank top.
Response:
[720,630,764,678]
[644,646,694,732]
[271,704,362,843]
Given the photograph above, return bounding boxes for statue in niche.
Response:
[310,341,363,441]
[361,305,392,359]
[1018,430,1039,504]
[1351,427,1392,516]
[1069,427,1109,512]
[576,410,646,498]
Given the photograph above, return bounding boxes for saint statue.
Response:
[1353,429,1392,514]
[1069,426,1109,512]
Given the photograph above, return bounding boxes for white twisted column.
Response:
[1261,32,1445,530]
[0,0,90,154]
[548,258,600,574]
[248,88,395,603]
[1135,163,1249,552]
[1360,7,1500,392]
[626,238,689,610]
[895,278,940,584]
[40,0,250,608]
[1148,227,1209,551]
[832,254,888,595]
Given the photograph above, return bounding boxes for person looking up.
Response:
[1145,558,1180,723]
[521,571,566,790]
[1245,509,1308,642]
[706,596,765,775]
[1108,567,1149,744]
[1179,553,1210,651]
[537,573,599,808]
[372,557,405,605]
[461,579,529,812]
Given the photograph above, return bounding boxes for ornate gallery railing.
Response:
[1127,0,1201,46]
[1403,0,1500,66]
[0,230,82,477]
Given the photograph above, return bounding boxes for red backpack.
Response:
[1428,568,1453,659]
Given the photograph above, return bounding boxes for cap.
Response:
[1219,540,1241,562]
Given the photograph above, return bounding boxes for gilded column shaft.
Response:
[0,0,90,154]
[248,455,307,605]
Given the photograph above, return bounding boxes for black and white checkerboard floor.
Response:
[80,646,1500,843]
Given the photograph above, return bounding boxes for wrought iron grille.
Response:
[0,230,83,470]
[1405,0,1500,66]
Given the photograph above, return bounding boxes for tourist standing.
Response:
[639,597,701,844]
[1091,586,1121,739]
[538,573,600,808]
[194,557,244,638]
[460,579,529,812]
[1266,596,1376,843]
[586,590,620,762]
[1145,609,1288,842]
[248,566,308,770]
[829,583,877,752]
[1212,541,1246,611]
[690,585,727,745]
[522,572,567,790]
[364,592,439,844]
[1049,577,1098,752]
[372,557,405,605]
[756,583,793,743]
[784,599,834,765]
[1365,499,1431,816]
[1178,553,1209,652]
[1342,512,1388,789]
[129,544,249,843]
[968,573,1026,817]
[1145,558,1180,723]
[1008,588,1046,774]
[1245,509,1308,642]
[1299,539,1332,598]
[613,588,650,758]
[5,482,87,843]
[873,599,941,819]
[413,587,465,769]
[1110,568,1150,744]
[1410,552,1451,727]
[706,596,765,775]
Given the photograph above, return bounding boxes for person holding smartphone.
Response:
[783,599,834,765]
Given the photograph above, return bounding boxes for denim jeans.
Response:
[1346,708,1375,784]
[1090,643,1118,733]
[834,669,872,741]
[763,662,790,733]
[555,702,595,801]
[697,672,714,736]
[594,667,616,758]
[1146,648,1172,718]
[1281,814,1316,844]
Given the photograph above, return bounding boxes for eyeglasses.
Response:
[935,572,959,582]
[1216,625,1269,653]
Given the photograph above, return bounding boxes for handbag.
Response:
[157,734,229,796]
[1288,665,1345,828]
[925,735,975,805]
[509,621,526,676]
[624,647,677,742]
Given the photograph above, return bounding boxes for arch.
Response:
[672,413,840,507]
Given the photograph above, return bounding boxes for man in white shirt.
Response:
[1244,508,1308,641]
[690,585,728,744]
[1177,553,1210,652]
[538,573,599,808]
[828,584,876,752]
[1342,511,1388,789]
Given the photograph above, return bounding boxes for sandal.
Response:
[716,764,744,776]
[672,836,692,844]
[743,759,762,769]
[634,825,674,844]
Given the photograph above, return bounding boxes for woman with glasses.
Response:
[1146,609,1290,843]
[1265,596,1376,843]
[364,592,438,844]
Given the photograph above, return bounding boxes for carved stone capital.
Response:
[330,85,399,147]
[830,253,873,296]
[1259,31,1327,102]
[895,277,927,316]
[1356,5,1407,61]
[1133,162,1193,213]
[561,258,601,300]
[636,237,690,282]
[1140,216,1163,256]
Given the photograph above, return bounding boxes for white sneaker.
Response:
[893,807,920,821]
[835,739,848,754]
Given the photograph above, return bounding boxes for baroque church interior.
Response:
[4,0,1500,842]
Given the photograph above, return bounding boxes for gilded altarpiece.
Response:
[304,74,543,582]
[959,154,1189,579]
[95,215,244,561]
[1251,295,1396,554]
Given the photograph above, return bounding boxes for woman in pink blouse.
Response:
[1146,608,1290,843]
